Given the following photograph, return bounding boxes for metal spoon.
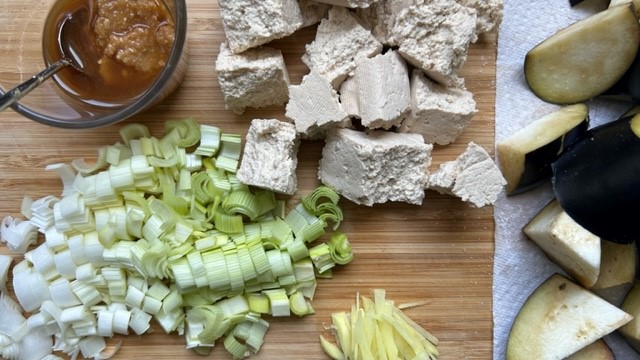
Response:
[0,9,87,112]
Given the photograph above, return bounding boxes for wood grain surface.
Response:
[0,1,497,359]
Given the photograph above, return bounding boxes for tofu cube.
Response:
[399,69,476,145]
[355,0,413,45]
[237,119,300,195]
[311,0,379,7]
[391,0,477,86]
[215,43,290,115]
[298,0,330,27]
[286,70,350,140]
[338,50,411,130]
[218,0,304,53]
[302,7,383,88]
[319,128,432,206]
[427,142,506,207]
[458,0,504,34]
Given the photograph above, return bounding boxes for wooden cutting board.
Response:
[0,1,497,359]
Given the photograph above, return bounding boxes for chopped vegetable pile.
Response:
[320,289,439,360]
[0,118,354,359]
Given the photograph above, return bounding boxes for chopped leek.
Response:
[0,255,12,290]
[1,216,38,252]
[0,118,354,360]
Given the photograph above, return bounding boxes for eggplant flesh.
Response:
[514,119,589,195]
[552,114,640,244]
[498,104,589,195]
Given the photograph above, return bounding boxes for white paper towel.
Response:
[494,0,638,359]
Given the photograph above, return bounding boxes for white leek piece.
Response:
[1,216,38,252]
[0,255,12,291]
[45,163,77,197]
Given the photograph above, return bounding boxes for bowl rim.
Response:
[6,0,188,129]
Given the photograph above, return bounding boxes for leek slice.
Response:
[119,123,151,146]
[72,146,109,175]
[0,254,11,291]
[45,163,77,197]
[1,216,38,252]
[194,125,222,156]
[327,232,354,265]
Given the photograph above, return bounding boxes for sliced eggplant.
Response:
[565,339,614,360]
[523,198,601,288]
[619,283,640,353]
[610,0,640,16]
[497,104,589,195]
[524,3,640,104]
[590,240,637,305]
[604,49,640,103]
[552,113,640,244]
[506,273,632,360]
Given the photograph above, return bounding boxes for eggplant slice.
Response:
[552,113,640,244]
[524,4,640,104]
[498,104,589,195]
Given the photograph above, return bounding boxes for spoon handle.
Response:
[0,58,71,112]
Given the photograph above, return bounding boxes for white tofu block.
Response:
[312,0,379,7]
[215,43,290,115]
[302,7,383,88]
[427,142,506,207]
[400,69,476,145]
[298,0,330,27]
[286,70,350,140]
[218,0,304,53]
[457,0,503,34]
[337,51,410,129]
[319,128,432,206]
[392,0,477,86]
[355,0,413,45]
[237,119,300,195]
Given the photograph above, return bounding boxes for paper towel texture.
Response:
[494,0,635,358]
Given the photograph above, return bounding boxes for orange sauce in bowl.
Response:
[43,0,176,107]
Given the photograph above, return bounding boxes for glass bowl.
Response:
[0,0,188,129]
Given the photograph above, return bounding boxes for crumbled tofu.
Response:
[399,69,476,145]
[427,142,506,207]
[237,119,300,195]
[302,7,383,88]
[312,0,380,7]
[457,0,503,34]
[218,0,304,53]
[391,0,477,86]
[298,0,330,27]
[427,161,457,195]
[355,0,413,45]
[319,128,432,206]
[286,70,351,140]
[337,51,410,129]
[215,43,290,115]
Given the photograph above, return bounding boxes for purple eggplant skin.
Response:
[552,113,640,244]
[511,118,589,195]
